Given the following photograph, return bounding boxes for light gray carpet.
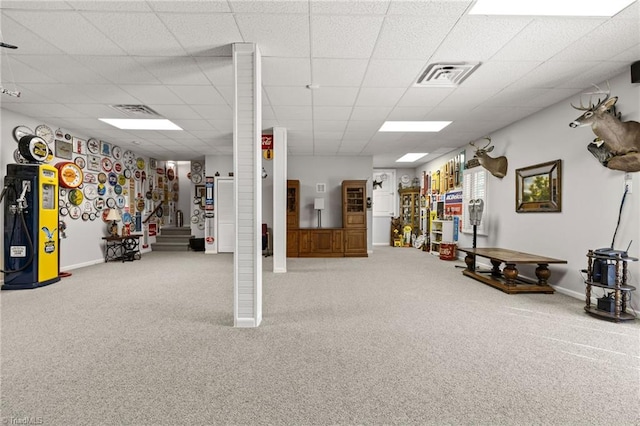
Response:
[1,246,639,425]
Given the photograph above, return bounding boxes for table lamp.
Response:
[314,198,325,228]
[105,208,121,237]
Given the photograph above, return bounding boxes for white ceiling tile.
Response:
[312,59,369,87]
[236,15,310,57]
[3,10,126,55]
[74,84,141,104]
[230,0,308,13]
[77,56,161,84]
[509,61,600,90]
[194,57,234,85]
[313,106,352,121]
[312,87,359,106]
[311,0,390,15]
[552,17,640,62]
[81,12,187,57]
[1,57,57,84]
[435,88,494,110]
[362,60,425,88]
[190,105,233,120]
[265,87,312,106]
[215,86,235,106]
[429,16,532,63]
[262,58,311,86]
[167,85,228,105]
[67,1,152,11]
[170,120,215,131]
[158,13,242,56]
[276,120,313,133]
[387,0,472,16]
[312,15,383,58]
[272,106,312,121]
[350,106,393,121]
[355,88,405,106]
[147,1,230,13]
[313,121,348,133]
[18,83,99,104]
[0,16,66,55]
[62,104,121,118]
[209,120,234,132]
[136,57,211,86]
[372,15,458,60]
[147,105,201,120]
[462,61,543,89]
[2,1,73,10]
[386,106,433,120]
[396,87,454,108]
[118,84,184,105]
[492,18,605,62]
[8,55,111,84]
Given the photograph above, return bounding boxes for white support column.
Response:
[272,126,287,273]
[232,43,262,328]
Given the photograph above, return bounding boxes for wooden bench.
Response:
[458,247,567,294]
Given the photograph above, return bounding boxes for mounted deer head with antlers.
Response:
[569,83,640,172]
[469,137,508,178]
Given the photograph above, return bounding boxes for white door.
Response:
[215,177,235,253]
[372,170,396,245]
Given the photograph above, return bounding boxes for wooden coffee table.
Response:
[458,247,567,294]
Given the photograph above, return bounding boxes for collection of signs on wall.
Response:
[12,124,161,226]
[12,124,206,231]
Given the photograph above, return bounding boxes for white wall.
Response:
[417,71,640,300]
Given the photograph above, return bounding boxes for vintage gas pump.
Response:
[2,163,60,290]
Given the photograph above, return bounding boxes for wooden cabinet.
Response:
[342,180,366,228]
[344,229,366,257]
[287,180,299,257]
[399,187,420,235]
[287,180,299,229]
[430,220,454,254]
[287,230,299,257]
[287,180,367,257]
[298,229,344,257]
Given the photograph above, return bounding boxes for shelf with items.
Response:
[584,250,637,322]
[430,220,454,255]
[399,187,421,237]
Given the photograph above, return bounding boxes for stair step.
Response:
[151,242,190,251]
[160,227,193,236]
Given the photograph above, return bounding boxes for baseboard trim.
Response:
[234,317,261,328]
[62,258,105,271]
[273,267,286,273]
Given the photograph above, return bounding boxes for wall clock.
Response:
[56,161,84,189]
[35,124,54,145]
[13,125,33,142]
[191,173,202,184]
[191,161,203,173]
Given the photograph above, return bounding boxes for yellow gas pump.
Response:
[2,163,60,290]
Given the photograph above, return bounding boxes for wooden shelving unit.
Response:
[584,250,637,322]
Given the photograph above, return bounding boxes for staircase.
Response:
[151,227,193,251]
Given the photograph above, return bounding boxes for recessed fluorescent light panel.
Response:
[468,0,635,16]
[379,121,452,132]
[396,153,428,163]
[99,118,183,130]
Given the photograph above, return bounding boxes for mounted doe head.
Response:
[469,137,508,178]
[569,83,640,172]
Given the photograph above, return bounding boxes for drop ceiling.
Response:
[1,0,638,167]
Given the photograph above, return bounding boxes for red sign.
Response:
[206,236,214,244]
[261,135,273,150]
[149,223,157,237]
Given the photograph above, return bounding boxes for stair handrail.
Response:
[143,202,163,224]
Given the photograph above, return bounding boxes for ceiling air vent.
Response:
[110,104,162,117]
[415,62,481,87]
